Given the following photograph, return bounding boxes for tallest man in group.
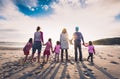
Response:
[72,26,85,62]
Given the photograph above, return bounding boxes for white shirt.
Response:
[60,33,69,49]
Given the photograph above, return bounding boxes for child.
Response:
[43,38,53,63]
[23,38,33,63]
[53,41,61,62]
[84,41,95,62]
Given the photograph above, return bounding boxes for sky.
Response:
[0,0,120,44]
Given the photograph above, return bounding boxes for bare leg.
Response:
[31,53,34,62]
[24,55,28,63]
[47,55,49,62]
[58,54,59,62]
[43,55,45,63]
[55,54,56,61]
[38,53,40,63]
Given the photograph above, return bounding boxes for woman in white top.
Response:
[60,28,69,61]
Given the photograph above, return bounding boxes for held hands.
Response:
[52,51,54,53]
[69,39,73,45]
[82,43,85,46]
[83,43,88,47]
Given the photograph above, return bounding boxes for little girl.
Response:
[53,41,61,62]
[43,38,53,63]
[23,38,33,63]
[85,41,95,62]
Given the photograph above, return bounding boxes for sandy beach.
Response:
[0,45,120,79]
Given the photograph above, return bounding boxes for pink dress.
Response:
[23,42,32,55]
[43,41,52,56]
[54,45,60,54]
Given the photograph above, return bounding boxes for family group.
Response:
[23,26,96,64]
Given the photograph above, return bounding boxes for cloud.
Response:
[42,5,49,11]
[0,0,120,42]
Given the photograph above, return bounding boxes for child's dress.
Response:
[23,42,32,55]
[54,45,60,54]
[43,41,52,56]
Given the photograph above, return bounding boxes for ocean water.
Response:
[0,42,120,48]
[0,42,25,48]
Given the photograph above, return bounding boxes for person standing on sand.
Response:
[53,41,61,62]
[84,41,96,62]
[71,26,85,62]
[31,26,44,63]
[23,38,33,63]
[43,38,53,63]
[60,28,69,62]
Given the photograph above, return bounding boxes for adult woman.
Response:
[31,26,44,63]
[60,28,69,62]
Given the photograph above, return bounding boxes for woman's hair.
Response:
[36,26,40,31]
[89,41,93,45]
[56,41,60,45]
[62,28,67,34]
[29,38,32,43]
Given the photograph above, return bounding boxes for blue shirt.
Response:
[74,32,84,43]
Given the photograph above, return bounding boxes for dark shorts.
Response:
[32,41,42,54]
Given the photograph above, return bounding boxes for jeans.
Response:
[87,53,93,62]
[61,49,68,61]
[74,42,82,61]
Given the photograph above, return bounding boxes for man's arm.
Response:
[81,33,85,45]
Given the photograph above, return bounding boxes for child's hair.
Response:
[28,38,32,43]
[56,41,60,45]
[48,38,52,43]
[89,41,93,45]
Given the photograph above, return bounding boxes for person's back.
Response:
[87,41,95,62]
[74,31,83,43]
[23,38,33,63]
[34,32,41,41]
[45,41,52,51]
[54,44,60,54]
[23,42,32,52]
[88,45,95,53]
[73,26,85,62]
[31,26,44,63]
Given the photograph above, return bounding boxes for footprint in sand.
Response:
[103,67,107,70]
[107,54,113,57]
[118,57,120,59]
[110,61,119,65]
[84,72,90,77]
[103,58,107,60]
[87,68,93,72]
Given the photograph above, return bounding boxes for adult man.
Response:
[72,26,85,62]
